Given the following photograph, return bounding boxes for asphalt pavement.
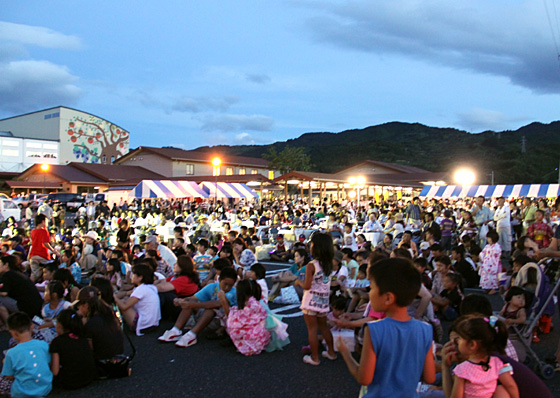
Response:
[0,262,558,398]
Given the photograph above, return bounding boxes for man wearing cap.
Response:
[28,214,60,282]
[144,235,177,268]
[419,241,432,263]
[79,231,105,272]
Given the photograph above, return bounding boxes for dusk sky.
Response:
[1,1,560,150]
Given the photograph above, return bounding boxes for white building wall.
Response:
[0,137,59,173]
[0,109,61,140]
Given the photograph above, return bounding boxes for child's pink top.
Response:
[453,356,506,398]
[366,304,385,320]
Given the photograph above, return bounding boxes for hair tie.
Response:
[484,316,499,331]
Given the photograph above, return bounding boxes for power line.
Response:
[543,0,560,65]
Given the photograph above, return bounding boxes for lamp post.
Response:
[212,157,221,209]
[348,176,365,211]
[40,164,49,194]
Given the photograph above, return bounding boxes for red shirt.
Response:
[29,227,51,259]
[166,275,198,297]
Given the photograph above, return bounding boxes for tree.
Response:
[66,115,129,163]
[263,146,311,174]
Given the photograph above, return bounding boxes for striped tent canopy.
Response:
[199,182,258,199]
[420,184,560,199]
[129,180,208,199]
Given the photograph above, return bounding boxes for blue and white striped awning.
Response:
[419,184,560,199]
[200,182,258,199]
[129,180,208,199]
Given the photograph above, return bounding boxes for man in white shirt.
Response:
[363,214,383,232]
[144,235,177,268]
[493,197,512,256]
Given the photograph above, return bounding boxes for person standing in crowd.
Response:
[28,214,60,282]
[493,197,512,259]
[471,196,493,248]
[521,198,537,236]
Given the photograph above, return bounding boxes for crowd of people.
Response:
[0,193,557,397]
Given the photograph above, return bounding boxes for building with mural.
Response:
[0,106,130,173]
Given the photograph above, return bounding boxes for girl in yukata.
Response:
[479,230,501,295]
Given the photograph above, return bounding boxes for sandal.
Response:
[303,355,320,366]
[322,351,337,361]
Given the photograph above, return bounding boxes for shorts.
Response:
[301,309,328,317]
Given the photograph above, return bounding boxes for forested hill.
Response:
[195,121,560,184]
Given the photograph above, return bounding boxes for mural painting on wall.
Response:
[66,115,129,163]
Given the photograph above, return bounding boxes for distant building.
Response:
[115,146,275,179]
[0,106,130,173]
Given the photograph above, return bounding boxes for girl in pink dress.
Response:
[451,315,518,398]
[479,230,502,295]
[220,279,270,356]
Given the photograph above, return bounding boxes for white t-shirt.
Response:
[158,244,177,267]
[256,278,269,303]
[131,284,161,336]
[331,266,349,288]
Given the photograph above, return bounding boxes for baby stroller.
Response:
[509,261,559,379]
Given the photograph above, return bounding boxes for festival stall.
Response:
[199,182,258,199]
[420,184,560,199]
[129,180,208,199]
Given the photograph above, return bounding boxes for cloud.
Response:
[0,21,82,50]
[170,96,238,113]
[0,60,81,113]
[201,114,274,132]
[456,107,527,132]
[245,73,271,84]
[302,1,560,93]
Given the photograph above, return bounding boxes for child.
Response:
[295,232,336,365]
[440,209,456,254]
[158,266,238,347]
[449,315,519,398]
[50,309,96,389]
[479,230,502,295]
[39,281,71,332]
[52,268,80,303]
[431,273,463,321]
[338,258,435,397]
[327,297,347,330]
[347,264,370,313]
[106,258,123,291]
[0,312,53,397]
[220,279,270,356]
[245,263,268,302]
[499,286,527,331]
[114,263,161,336]
[59,250,81,285]
[342,223,358,252]
[341,248,359,287]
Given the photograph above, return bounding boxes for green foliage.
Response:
[262,146,311,174]
[196,121,560,184]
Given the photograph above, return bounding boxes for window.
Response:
[2,140,18,147]
[111,156,115,163]
[102,155,107,163]
[186,164,194,175]
[26,151,42,158]
[27,142,41,148]
[251,169,258,174]
[2,149,19,156]
[268,170,275,179]
[226,167,233,175]
[239,168,246,175]
[43,144,57,150]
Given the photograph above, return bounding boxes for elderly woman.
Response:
[79,231,105,272]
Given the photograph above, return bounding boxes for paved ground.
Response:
[0,262,558,397]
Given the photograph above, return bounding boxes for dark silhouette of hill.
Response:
[195,121,560,184]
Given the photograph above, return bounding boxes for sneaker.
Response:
[158,328,182,342]
[303,355,320,366]
[321,351,337,361]
[176,331,197,348]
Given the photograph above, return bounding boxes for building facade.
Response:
[0,107,130,172]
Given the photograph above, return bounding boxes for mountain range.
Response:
[195,121,560,184]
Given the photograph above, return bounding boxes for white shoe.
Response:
[175,331,197,347]
[158,328,182,342]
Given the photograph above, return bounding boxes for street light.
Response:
[454,169,475,186]
[348,176,366,211]
[40,164,49,194]
[212,157,221,208]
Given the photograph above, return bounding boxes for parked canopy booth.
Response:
[199,182,258,200]
[420,184,560,199]
[129,180,208,199]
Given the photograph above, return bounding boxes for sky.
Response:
[1,1,560,150]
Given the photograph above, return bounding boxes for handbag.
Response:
[97,311,137,379]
